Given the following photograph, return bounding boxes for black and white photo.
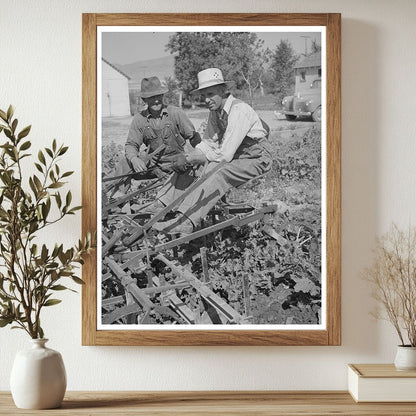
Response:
[99,27,325,329]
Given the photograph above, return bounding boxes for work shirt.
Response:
[125,105,195,167]
[196,95,267,163]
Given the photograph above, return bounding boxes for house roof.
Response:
[294,52,321,69]
[102,58,131,80]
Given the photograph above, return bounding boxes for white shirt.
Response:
[196,95,267,163]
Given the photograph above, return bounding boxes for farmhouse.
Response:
[293,52,321,93]
[102,58,131,117]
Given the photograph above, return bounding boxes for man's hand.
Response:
[171,153,189,173]
[130,156,147,173]
[186,148,207,166]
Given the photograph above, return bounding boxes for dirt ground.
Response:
[101,109,316,148]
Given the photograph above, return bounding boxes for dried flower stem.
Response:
[363,224,416,346]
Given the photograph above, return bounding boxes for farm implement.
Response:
[101,162,279,325]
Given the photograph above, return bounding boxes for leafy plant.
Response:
[0,105,94,339]
[102,141,124,176]
[101,125,322,326]
[363,224,416,346]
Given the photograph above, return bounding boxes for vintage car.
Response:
[281,78,322,122]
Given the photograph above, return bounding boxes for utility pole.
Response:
[300,35,310,56]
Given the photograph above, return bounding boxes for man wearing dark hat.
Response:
[153,68,272,235]
[125,76,200,175]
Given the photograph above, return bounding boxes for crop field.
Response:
[101,110,322,325]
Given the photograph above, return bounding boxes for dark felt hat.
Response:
[140,76,168,98]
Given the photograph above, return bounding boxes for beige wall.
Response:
[1,0,416,391]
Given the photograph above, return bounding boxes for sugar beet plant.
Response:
[0,106,94,338]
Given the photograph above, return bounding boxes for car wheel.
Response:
[312,106,321,122]
[285,114,297,121]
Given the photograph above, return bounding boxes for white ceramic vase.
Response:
[394,345,416,371]
[10,339,67,409]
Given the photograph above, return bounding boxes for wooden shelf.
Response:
[1,391,416,415]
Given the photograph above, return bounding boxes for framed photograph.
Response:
[82,13,341,346]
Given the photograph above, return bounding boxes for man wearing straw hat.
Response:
[153,67,272,235]
[125,76,201,175]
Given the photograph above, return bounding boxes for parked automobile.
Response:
[281,78,322,122]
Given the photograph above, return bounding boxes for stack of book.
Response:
[348,364,416,402]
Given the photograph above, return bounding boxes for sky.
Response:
[101,30,322,65]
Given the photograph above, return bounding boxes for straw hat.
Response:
[191,68,234,93]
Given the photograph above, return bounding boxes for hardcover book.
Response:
[348,364,416,402]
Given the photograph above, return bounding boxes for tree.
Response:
[270,40,299,105]
[166,32,270,104]
[219,33,271,105]
[311,39,322,53]
[163,76,180,107]
[166,32,215,97]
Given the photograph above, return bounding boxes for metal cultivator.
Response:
[101,164,277,326]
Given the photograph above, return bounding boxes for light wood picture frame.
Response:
[82,13,341,346]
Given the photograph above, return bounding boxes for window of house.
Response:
[300,71,306,82]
